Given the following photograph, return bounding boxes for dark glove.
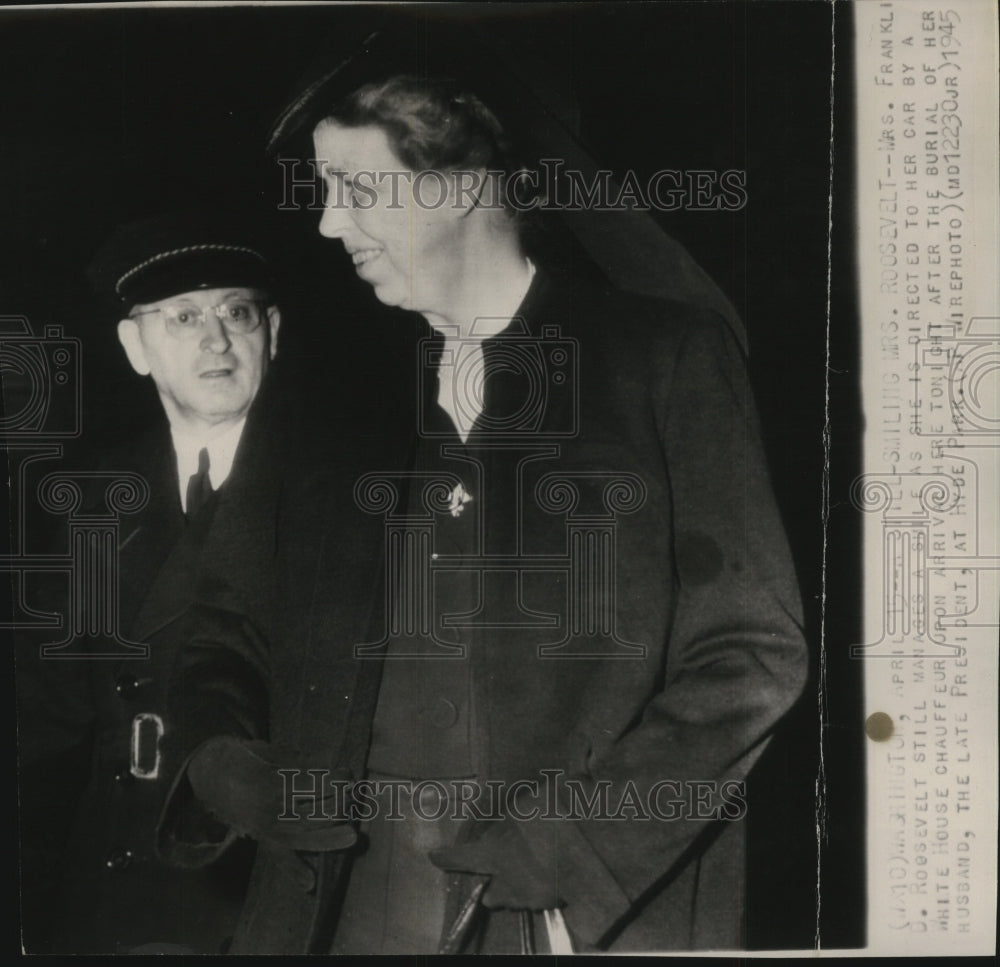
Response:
[186,735,357,853]
[429,819,564,911]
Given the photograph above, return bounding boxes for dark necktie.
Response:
[185,446,214,520]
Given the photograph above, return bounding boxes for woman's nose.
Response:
[318,200,354,239]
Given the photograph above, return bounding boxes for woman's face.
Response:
[313,120,468,314]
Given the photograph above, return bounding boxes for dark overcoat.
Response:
[163,271,808,953]
[17,386,283,955]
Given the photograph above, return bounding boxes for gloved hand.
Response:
[429,819,564,911]
[186,735,357,853]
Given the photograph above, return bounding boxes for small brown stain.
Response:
[865,711,894,742]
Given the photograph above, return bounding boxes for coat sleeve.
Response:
[518,309,809,946]
[155,583,271,868]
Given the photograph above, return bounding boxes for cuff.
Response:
[155,744,239,869]
[517,815,632,948]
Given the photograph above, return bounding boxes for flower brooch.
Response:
[448,482,474,518]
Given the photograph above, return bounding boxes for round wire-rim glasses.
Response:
[130,299,267,339]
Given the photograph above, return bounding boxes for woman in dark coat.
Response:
[162,72,808,955]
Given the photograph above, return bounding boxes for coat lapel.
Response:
[116,432,186,640]
[130,500,216,643]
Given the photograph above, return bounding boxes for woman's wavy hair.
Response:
[322,74,520,176]
[320,74,567,256]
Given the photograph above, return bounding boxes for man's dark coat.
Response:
[17,388,282,955]
[164,271,808,953]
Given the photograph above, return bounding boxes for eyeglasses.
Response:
[130,300,267,339]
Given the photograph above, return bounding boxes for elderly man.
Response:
[160,66,809,955]
[17,210,282,955]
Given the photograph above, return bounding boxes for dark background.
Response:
[2,2,863,950]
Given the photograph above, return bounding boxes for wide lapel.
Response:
[294,371,422,954]
[129,500,216,644]
[291,429,418,761]
[116,429,186,641]
[195,390,283,629]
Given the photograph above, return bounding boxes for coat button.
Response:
[113,764,134,786]
[115,674,140,699]
[417,783,446,814]
[428,698,459,729]
[105,848,133,872]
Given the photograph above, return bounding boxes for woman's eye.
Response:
[174,310,198,326]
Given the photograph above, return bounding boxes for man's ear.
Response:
[117,318,151,375]
[266,305,281,360]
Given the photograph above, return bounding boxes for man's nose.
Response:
[199,310,232,352]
